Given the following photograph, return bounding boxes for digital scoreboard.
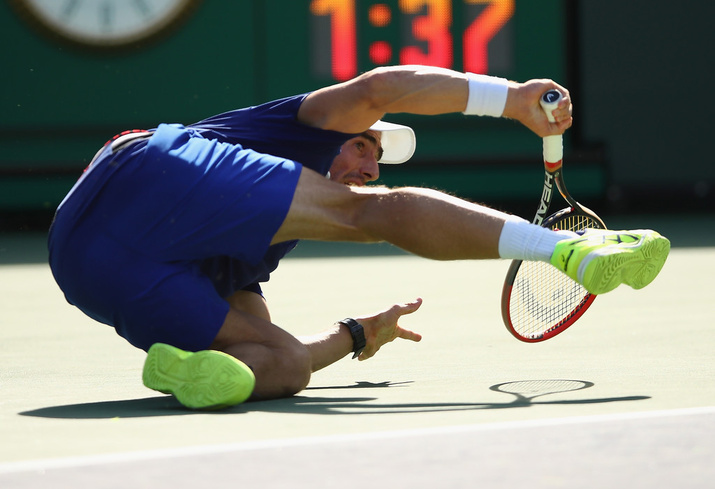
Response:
[309,0,515,81]
[260,0,568,162]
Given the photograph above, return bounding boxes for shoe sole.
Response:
[142,343,255,410]
[579,232,671,295]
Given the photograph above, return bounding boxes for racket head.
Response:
[501,206,606,342]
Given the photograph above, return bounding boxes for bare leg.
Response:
[211,291,356,400]
[272,167,509,260]
[209,307,312,401]
[210,292,311,400]
[354,186,507,260]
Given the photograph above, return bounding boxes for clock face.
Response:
[10,0,201,49]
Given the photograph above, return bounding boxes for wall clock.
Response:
[10,0,201,50]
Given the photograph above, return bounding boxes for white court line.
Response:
[1,405,713,475]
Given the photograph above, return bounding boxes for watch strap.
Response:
[338,318,366,359]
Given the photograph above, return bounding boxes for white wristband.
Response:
[462,73,509,117]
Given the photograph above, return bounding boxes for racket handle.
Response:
[540,90,563,166]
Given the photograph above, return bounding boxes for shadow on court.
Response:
[19,379,650,419]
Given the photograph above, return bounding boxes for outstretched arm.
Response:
[298,298,423,372]
[296,65,572,138]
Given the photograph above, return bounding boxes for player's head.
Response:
[328,121,415,186]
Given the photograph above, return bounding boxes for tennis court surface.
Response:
[1,214,713,488]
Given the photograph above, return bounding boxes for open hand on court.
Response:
[355,298,423,361]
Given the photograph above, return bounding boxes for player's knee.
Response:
[276,343,312,396]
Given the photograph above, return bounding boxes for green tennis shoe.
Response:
[143,343,255,410]
[550,229,670,295]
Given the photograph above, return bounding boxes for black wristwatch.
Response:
[338,318,366,359]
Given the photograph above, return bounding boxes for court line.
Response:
[1,405,713,474]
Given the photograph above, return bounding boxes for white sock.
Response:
[498,217,578,262]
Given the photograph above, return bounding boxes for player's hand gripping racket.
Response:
[501,89,606,342]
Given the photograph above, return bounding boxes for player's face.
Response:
[328,130,382,186]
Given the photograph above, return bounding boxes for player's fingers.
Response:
[393,298,423,341]
[393,297,423,317]
[357,327,420,361]
[398,327,422,342]
[541,81,572,130]
[554,99,573,124]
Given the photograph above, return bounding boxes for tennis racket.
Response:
[501,89,606,342]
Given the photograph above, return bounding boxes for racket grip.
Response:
[540,90,563,165]
[540,89,562,123]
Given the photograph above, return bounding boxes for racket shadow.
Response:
[238,379,651,416]
[486,379,649,408]
[18,380,651,418]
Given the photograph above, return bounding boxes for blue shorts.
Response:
[49,124,303,351]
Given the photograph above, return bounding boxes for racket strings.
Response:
[509,214,601,339]
[511,262,587,337]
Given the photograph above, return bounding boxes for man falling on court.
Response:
[48,65,670,410]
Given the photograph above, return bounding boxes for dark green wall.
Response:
[577,1,714,208]
[1,0,592,214]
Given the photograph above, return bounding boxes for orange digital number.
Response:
[399,0,453,68]
[310,0,357,81]
[463,0,514,74]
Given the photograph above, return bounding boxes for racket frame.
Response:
[501,208,603,342]
[500,89,605,342]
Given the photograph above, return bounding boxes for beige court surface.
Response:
[0,215,713,488]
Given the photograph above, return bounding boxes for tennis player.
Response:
[48,65,670,410]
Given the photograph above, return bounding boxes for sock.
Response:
[498,217,578,262]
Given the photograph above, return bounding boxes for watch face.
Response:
[10,0,201,49]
